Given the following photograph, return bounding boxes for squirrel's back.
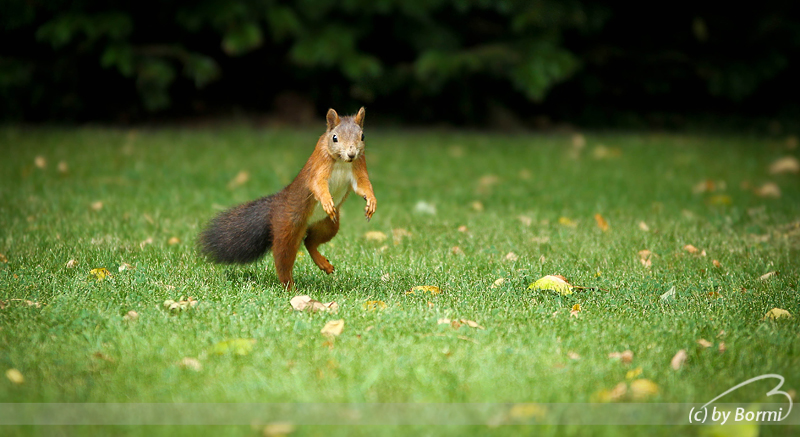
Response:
[199,194,277,264]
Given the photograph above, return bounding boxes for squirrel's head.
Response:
[325,107,365,163]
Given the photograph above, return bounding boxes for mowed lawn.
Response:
[1,125,799,436]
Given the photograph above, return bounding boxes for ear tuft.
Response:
[354,107,366,128]
[326,109,340,130]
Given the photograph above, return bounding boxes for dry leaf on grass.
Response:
[178,357,202,372]
[438,318,485,330]
[362,300,387,311]
[471,201,484,212]
[450,246,464,255]
[6,368,24,384]
[90,201,103,211]
[638,250,653,268]
[684,244,699,254]
[570,303,581,317]
[759,271,778,280]
[140,237,154,248]
[567,351,581,360]
[364,231,387,242]
[123,310,139,321]
[0,253,7,263]
[290,295,338,313]
[491,278,505,288]
[57,161,68,174]
[457,225,468,233]
[594,213,609,231]
[34,155,47,169]
[712,259,721,268]
[754,182,781,198]
[227,170,250,189]
[593,382,628,403]
[168,237,181,245]
[65,259,78,268]
[626,367,643,380]
[630,379,660,400]
[320,320,345,337]
[118,262,134,272]
[763,308,792,321]
[718,342,727,353]
[505,252,518,262]
[163,297,198,312]
[769,156,799,174]
[407,285,441,295]
[89,268,111,281]
[638,221,650,231]
[609,350,634,364]
[697,339,712,348]
[392,228,412,244]
[671,349,687,370]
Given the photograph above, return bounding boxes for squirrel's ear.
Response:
[326,108,340,131]
[354,107,366,128]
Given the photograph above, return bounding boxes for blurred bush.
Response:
[1,0,798,127]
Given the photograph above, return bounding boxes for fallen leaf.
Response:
[89,268,111,281]
[558,217,577,228]
[660,286,676,302]
[364,231,387,242]
[118,262,134,272]
[712,259,721,268]
[769,156,799,174]
[671,349,687,370]
[528,275,573,295]
[65,259,78,268]
[57,161,68,174]
[764,308,792,321]
[630,379,659,400]
[210,338,255,356]
[263,422,295,437]
[684,244,699,254]
[140,237,154,248]
[693,180,716,194]
[290,295,337,313]
[471,201,484,212]
[6,368,24,384]
[594,382,627,403]
[518,215,533,226]
[505,252,518,262]
[90,201,104,211]
[594,213,610,232]
[754,182,781,198]
[570,303,581,317]
[321,319,345,337]
[227,170,250,189]
[491,278,505,288]
[437,318,451,325]
[718,342,727,353]
[362,300,387,311]
[567,351,580,360]
[609,350,634,364]
[168,237,181,245]
[92,351,115,363]
[380,273,391,282]
[638,221,650,231]
[178,357,202,372]
[461,319,485,329]
[123,310,139,321]
[697,339,712,348]
[414,201,437,215]
[163,297,198,312]
[759,271,778,280]
[392,228,412,244]
[638,250,653,268]
[407,285,441,295]
[34,155,47,169]
[626,367,643,380]
[457,225,468,233]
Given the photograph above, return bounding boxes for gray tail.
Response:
[199,195,275,264]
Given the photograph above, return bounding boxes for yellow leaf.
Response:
[321,319,345,337]
[362,300,387,311]
[210,338,255,356]
[528,275,572,295]
[570,303,581,317]
[626,367,643,380]
[630,379,659,400]
[89,268,111,281]
[594,213,609,231]
[364,231,387,242]
[558,217,577,228]
[6,368,24,384]
[764,308,792,321]
[407,285,441,295]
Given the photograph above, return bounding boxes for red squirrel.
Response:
[199,107,376,289]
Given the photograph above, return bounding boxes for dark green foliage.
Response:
[0,0,799,125]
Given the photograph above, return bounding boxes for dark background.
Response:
[2,0,798,130]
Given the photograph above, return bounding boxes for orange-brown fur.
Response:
[199,107,375,290]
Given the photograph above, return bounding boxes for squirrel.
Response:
[199,107,376,289]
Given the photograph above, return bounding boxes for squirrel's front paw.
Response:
[323,198,337,222]
[365,196,377,221]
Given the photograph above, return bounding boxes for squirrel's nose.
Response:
[347,152,356,160]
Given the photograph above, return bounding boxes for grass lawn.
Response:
[1,125,799,436]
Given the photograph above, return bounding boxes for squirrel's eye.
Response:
[332,135,338,143]
[361,133,365,141]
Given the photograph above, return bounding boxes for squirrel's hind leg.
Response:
[272,221,307,289]
[304,214,340,275]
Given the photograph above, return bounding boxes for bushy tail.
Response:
[199,195,276,264]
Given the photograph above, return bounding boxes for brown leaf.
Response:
[90,201,104,211]
[123,310,139,321]
[320,319,345,337]
[594,213,610,231]
[759,271,778,280]
[638,250,653,268]
[168,237,181,245]
[0,253,7,263]
[718,342,727,353]
[712,259,721,268]
[671,349,687,370]
[227,170,250,189]
[683,244,699,254]
[65,259,78,268]
[609,350,634,364]
[471,201,484,212]
[769,156,799,174]
[290,295,337,313]
[457,225,468,233]
[697,339,712,348]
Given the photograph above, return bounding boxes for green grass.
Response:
[1,125,799,436]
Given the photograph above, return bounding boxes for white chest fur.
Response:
[308,161,357,224]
